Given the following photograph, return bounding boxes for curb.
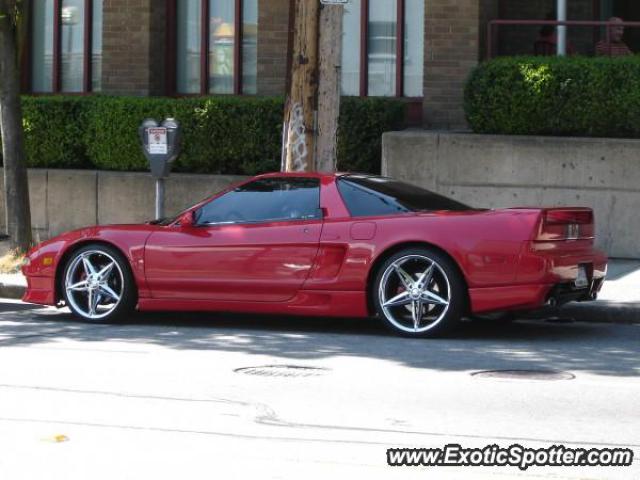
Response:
[0,284,25,301]
[559,302,640,324]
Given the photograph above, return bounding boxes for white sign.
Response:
[320,0,349,4]
[148,127,168,155]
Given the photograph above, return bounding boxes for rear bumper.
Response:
[546,277,605,306]
[469,280,604,314]
[469,248,607,314]
[517,246,607,284]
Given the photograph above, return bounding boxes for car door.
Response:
[144,177,323,302]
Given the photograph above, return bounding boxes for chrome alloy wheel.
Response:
[64,250,125,320]
[378,254,451,334]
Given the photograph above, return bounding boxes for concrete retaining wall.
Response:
[382,131,640,259]
[0,169,247,243]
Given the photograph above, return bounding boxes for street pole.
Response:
[315,3,343,172]
[284,0,320,172]
[557,0,567,56]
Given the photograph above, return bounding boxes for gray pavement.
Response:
[0,300,638,479]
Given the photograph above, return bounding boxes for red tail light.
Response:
[536,208,594,242]
[545,209,593,225]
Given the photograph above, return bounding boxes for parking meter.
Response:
[139,118,182,220]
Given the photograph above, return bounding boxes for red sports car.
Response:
[22,173,607,337]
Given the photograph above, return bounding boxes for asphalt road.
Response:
[0,300,638,480]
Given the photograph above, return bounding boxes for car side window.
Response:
[337,176,470,217]
[337,179,410,217]
[194,178,321,225]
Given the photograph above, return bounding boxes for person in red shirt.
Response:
[596,17,633,56]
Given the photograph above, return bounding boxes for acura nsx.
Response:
[22,173,607,337]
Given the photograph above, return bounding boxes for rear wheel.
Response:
[62,244,136,323]
[372,247,467,337]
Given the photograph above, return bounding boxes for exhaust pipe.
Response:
[547,297,558,307]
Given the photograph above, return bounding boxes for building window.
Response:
[172,0,258,95]
[341,0,424,97]
[30,0,103,93]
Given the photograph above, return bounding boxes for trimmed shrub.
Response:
[22,96,91,168]
[83,96,285,175]
[338,97,407,173]
[1,95,406,175]
[465,55,640,138]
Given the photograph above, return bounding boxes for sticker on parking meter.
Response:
[148,127,168,154]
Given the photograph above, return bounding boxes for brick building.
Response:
[23,0,640,129]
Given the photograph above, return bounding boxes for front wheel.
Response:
[372,248,467,337]
[62,244,136,323]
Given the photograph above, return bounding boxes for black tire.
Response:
[372,247,467,338]
[61,243,137,323]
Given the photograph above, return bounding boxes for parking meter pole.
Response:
[139,117,181,221]
[155,178,165,220]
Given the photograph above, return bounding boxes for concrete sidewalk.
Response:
[558,259,640,324]
[1,259,638,324]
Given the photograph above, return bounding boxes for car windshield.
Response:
[148,191,215,226]
[338,175,471,216]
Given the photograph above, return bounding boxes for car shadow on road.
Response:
[1,302,639,377]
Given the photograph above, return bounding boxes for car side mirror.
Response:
[177,211,194,227]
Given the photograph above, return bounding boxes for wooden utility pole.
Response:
[0,0,32,253]
[284,0,320,172]
[315,4,343,172]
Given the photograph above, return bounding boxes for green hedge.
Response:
[337,97,407,173]
[464,55,640,138]
[23,96,91,169]
[3,95,405,175]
